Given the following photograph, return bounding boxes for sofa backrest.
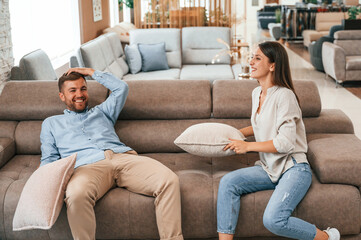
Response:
[212,80,322,118]
[334,30,361,56]
[80,32,129,79]
[119,80,211,120]
[182,27,231,64]
[316,12,345,32]
[0,81,108,121]
[11,49,57,80]
[130,28,182,68]
[0,80,108,155]
[0,79,334,155]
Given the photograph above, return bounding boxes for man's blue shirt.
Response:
[40,71,133,168]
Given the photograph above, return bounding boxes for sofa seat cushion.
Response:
[94,167,361,238]
[2,153,360,239]
[346,56,361,70]
[307,133,361,186]
[180,65,234,81]
[122,68,180,80]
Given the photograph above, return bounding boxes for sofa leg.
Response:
[335,80,343,89]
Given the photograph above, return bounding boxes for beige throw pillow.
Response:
[13,153,77,231]
[174,123,246,157]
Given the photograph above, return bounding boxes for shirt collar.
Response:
[258,85,280,96]
[64,107,88,115]
[266,85,280,95]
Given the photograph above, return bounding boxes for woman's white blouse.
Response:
[251,85,309,182]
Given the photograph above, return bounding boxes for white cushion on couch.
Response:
[174,123,246,157]
[180,64,234,81]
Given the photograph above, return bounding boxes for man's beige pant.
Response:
[65,150,183,240]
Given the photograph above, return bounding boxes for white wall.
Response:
[0,0,14,90]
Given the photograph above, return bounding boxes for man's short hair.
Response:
[58,72,86,92]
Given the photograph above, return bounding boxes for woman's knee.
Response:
[219,173,241,195]
[263,211,288,235]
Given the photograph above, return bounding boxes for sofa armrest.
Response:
[309,36,332,58]
[0,138,15,168]
[307,133,361,187]
[322,42,346,82]
[303,109,354,134]
[69,56,80,68]
[10,66,25,80]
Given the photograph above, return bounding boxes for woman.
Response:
[217,42,339,240]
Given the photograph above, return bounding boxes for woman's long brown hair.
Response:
[258,41,300,104]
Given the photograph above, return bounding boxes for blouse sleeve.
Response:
[272,90,301,154]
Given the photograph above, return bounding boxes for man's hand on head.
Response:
[66,68,95,77]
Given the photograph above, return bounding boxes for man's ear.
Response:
[59,92,65,102]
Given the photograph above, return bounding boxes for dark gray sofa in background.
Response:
[0,79,360,239]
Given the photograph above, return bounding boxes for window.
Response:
[9,0,80,69]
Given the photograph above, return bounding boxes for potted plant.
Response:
[343,6,361,30]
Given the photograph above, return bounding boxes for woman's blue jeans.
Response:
[217,159,316,240]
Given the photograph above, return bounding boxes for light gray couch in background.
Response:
[322,30,361,84]
[0,78,360,239]
[70,27,236,81]
[10,49,57,80]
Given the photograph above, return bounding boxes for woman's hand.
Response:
[223,138,248,154]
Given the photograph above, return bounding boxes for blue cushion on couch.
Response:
[124,44,142,74]
[138,42,169,72]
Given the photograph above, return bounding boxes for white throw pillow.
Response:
[174,123,246,157]
[13,154,77,231]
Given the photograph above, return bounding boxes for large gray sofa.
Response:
[0,79,360,239]
[71,27,236,81]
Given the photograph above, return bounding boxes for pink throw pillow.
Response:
[13,153,76,231]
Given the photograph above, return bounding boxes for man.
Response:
[40,68,183,240]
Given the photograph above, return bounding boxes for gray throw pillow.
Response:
[124,44,142,74]
[174,123,246,157]
[138,42,169,72]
